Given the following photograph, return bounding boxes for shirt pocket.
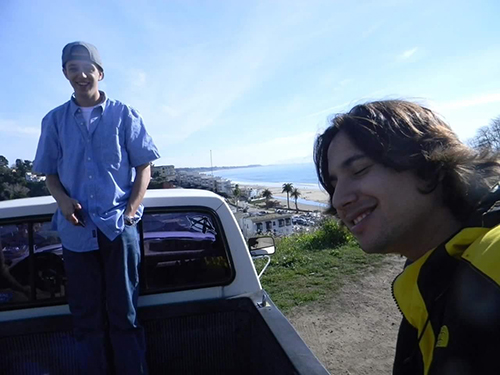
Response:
[102,128,124,170]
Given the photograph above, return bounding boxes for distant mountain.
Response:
[273,155,313,165]
[176,164,262,173]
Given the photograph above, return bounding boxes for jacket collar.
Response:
[394,226,489,313]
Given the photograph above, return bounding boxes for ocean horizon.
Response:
[209,163,329,208]
[212,163,322,190]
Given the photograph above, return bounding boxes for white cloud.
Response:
[137,71,147,86]
[129,69,147,87]
[360,21,384,39]
[0,119,39,136]
[212,132,317,167]
[424,93,500,141]
[437,93,500,111]
[302,101,353,119]
[118,27,282,145]
[114,3,336,148]
[398,47,418,60]
[339,79,352,87]
[161,105,179,118]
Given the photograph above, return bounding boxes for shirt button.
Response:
[90,195,94,198]
[93,213,96,216]
[80,122,85,126]
[89,175,93,179]
[87,157,91,161]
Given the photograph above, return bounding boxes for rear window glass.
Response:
[0,221,66,308]
[141,210,233,292]
[0,209,233,310]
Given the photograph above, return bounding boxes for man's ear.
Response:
[437,170,445,183]
[99,70,104,81]
[417,170,444,194]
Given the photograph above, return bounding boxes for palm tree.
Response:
[262,188,273,202]
[282,183,294,209]
[290,188,301,213]
[233,184,241,211]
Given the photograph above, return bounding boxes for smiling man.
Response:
[33,42,160,374]
[314,100,500,375]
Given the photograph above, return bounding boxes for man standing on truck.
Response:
[313,100,500,375]
[33,41,160,374]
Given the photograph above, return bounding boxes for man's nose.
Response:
[332,180,357,212]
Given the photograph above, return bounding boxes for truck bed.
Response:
[1,296,327,375]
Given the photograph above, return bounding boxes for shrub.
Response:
[277,218,354,252]
[317,218,355,248]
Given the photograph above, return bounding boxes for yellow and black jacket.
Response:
[392,198,500,375]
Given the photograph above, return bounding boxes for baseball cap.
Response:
[62,41,104,72]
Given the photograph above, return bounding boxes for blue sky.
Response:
[1,0,499,168]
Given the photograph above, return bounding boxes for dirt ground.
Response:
[287,255,406,375]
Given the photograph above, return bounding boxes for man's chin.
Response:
[75,89,92,96]
[358,240,387,255]
[73,85,96,95]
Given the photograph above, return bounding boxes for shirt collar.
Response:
[69,91,108,115]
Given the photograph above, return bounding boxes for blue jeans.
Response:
[63,224,147,375]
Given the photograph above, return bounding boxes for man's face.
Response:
[63,60,103,98]
[327,131,441,255]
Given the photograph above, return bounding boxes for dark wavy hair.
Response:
[314,100,500,221]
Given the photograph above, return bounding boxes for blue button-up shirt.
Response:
[33,92,160,252]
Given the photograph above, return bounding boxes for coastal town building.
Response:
[152,165,176,181]
[175,170,196,187]
[236,213,293,238]
[215,178,233,196]
[153,166,259,200]
[175,170,233,196]
[25,172,46,183]
[239,187,260,199]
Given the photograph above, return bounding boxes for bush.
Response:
[276,218,354,252]
[265,200,279,208]
[317,218,355,248]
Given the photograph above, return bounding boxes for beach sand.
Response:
[240,184,330,212]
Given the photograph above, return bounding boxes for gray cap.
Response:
[62,41,103,72]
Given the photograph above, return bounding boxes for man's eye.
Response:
[354,166,370,175]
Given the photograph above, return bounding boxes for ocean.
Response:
[212,163,321,190]
[211,163,328,208]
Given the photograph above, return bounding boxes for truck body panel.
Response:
[0,190,330,374]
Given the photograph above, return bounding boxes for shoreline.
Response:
[228,180,322,191]
[240,183,330,212]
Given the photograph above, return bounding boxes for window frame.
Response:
[139,206,236,295]
[0,214,66,312]
[0,206,236,312]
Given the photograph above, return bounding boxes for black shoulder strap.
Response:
[482,199,500,228]
[461,184,500,228]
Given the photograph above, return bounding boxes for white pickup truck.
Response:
[0,189,330,375]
